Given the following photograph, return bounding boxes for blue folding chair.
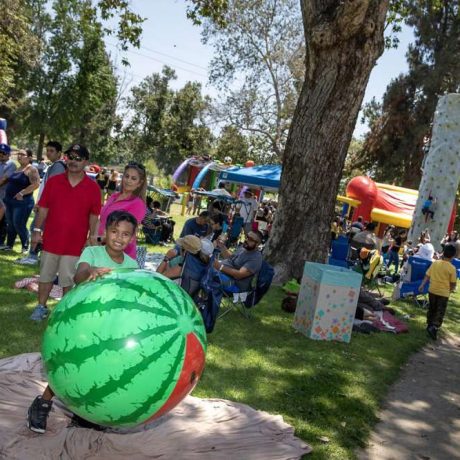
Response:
[398,256,432,307]
[451,258,460,279]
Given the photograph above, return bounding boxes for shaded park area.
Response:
[1,208,459,458]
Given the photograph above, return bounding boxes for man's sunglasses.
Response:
[67,153,84,162]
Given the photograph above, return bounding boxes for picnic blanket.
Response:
[14,276,63,300]
[0,353,312,459]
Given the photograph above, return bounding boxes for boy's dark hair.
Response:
[106,210,137,232]
[199,210,210,218]
[46,141,62,152]
[443,244,456,259]
[211,213,224,225]
[366,222,377,231]
[153,201,161,209]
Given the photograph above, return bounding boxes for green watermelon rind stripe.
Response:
[57,331,182,412]
[107,334,186,426]
[158,280,187,315]
[145,277,185,316]
[49,298,177,332]
[44,323,178,373]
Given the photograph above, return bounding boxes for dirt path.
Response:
[358,334,460,460]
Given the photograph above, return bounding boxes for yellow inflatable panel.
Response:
[370,208,412,228]
[337,195,361,207]
[375,183,418,196]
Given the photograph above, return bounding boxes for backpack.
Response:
[244,260,274,308]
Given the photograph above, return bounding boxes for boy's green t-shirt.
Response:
[77,246,138,270]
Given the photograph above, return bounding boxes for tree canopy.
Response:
[358,0,460,188]
[203,0,304,162]
[123,67,213,174]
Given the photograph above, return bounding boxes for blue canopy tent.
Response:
[218,165,281,192]
[147,185,178,212]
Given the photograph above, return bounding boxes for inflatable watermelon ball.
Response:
[42,270,207,428]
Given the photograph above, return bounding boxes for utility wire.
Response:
[106,42,208,78]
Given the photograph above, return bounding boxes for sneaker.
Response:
[16,256,38,265]
[0,244,12,251]
[30,305,49,321]
[27,396,53,433]
[427,325,438,340]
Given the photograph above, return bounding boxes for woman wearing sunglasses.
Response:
[96,162,147,259]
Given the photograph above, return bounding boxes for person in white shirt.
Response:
[415,232,435,261]
[237,190,258,236]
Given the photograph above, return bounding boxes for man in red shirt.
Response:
[29,144,101,320]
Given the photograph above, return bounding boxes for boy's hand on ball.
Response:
[88,267,112,281]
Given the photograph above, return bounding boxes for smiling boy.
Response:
[27,210,138,434]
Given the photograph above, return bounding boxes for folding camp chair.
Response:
[218,273,258,319]
[396,256,432,308]
[218,259,274,320]
[451,258,460,279]
[179,252,210,300]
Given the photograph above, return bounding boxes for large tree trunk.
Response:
[36,132,45,161]
[265,0,389,282]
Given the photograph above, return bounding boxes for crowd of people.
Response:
[330,214,458,340]
[0,140,273,434]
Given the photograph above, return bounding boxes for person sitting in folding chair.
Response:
[157,235,209,279]
[213,230,263,295]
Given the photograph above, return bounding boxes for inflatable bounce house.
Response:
[409,94,460,248]
[340,94,460,245]
[172,156,230,193]
[172,156,255,193]
[338,176,456,237]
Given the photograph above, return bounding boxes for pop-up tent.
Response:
[219,165,281,192]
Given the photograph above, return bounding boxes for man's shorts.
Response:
[40,251,79,287]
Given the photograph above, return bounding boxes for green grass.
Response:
[0,206,459,459]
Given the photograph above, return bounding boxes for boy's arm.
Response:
[450,281,457,293]
[418,274,430,292]
[74,262,111,284]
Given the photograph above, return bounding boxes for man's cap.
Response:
[176,235,201,254]
[65,144,90,159]
[0,144,11,154]
[200,238,214,256]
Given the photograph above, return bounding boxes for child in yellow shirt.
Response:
[419,244,457,340]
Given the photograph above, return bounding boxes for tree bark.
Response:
[264,0,389,282]
[37,131,45,161]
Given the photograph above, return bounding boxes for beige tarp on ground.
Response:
[0,353,312,459]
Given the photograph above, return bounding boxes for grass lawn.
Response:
[0,204,459,459]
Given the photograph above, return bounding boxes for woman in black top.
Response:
[2,149,40,251]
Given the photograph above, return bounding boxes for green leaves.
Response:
[359,0,460,187]
[123,67,213,173]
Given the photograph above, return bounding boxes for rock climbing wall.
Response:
[409,94,460,249]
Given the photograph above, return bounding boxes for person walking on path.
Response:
[1,149,40,252]
[97,162,146,260]
[29,144,101,321]
[419,244,457,340]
